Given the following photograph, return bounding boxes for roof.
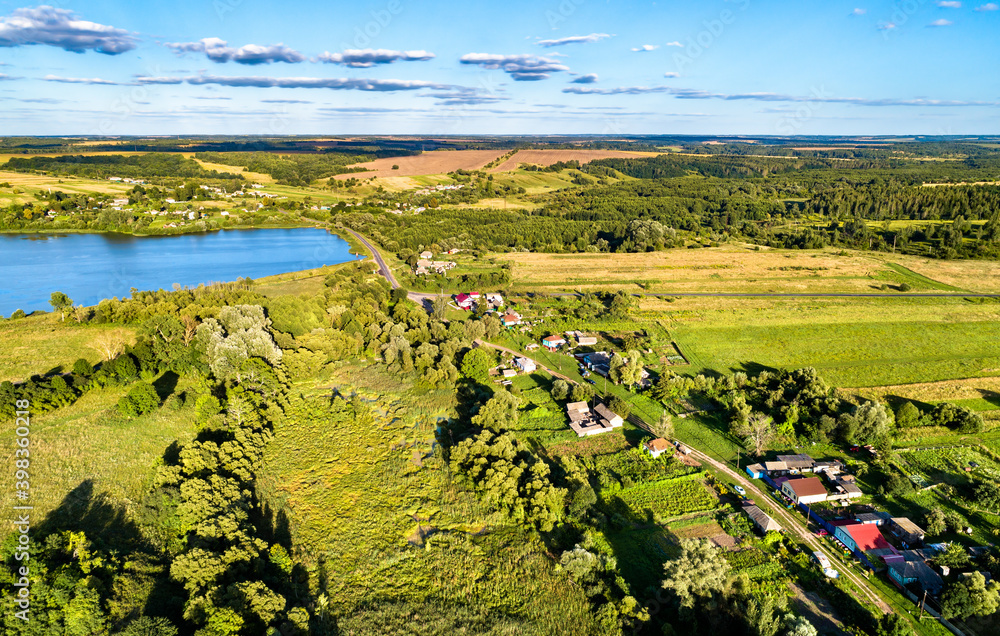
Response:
[566,401,589,413]
[784,477,828,498]
[889,560,942,590]
[503,312,520,322]
[777,454,816,469]
[764,461,788,471]
[645,438,671,452]
[743,505,782,533]
[542,335,565,343]
[842,524,895,552]
[577,336,598,345]
[890,517,925,537]
[856,512,892,523]
[746,463,766,474]
[515,356,535,367]
[593,403,621,422]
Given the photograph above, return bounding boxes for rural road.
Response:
[344,228,400,289]
[473,339,576,383]
[684,446,892,614]
[340,230,999,300]
[344,228,933,616]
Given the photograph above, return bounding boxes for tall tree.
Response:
[49,291,73,321]
[661,539,731,608]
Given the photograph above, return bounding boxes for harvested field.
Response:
[853,376,1000,405]
[498,245,994,293]
[334,149,507,179]
[489,149,659,172]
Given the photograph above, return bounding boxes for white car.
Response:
[732,485,746,496]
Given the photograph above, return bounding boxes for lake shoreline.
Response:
[0,227,366,316]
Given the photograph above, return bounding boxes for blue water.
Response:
[0,228,363,316]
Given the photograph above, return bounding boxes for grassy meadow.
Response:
[257,360,603,634]
[0,313,136,383]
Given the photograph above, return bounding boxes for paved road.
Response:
[344,228,399,289]
[473,339,576,383]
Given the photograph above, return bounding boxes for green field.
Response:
[0,313,136,383]
[669,299,1000,388]
[0,374,197,538]
[257,361,603,633]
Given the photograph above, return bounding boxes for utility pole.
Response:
[918,590,927,621]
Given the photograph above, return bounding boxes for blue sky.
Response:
[0,0,997,135]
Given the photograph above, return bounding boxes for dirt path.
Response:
[473,339,576,383]
[684,446,892,614]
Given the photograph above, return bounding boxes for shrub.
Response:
[118,382,160,417]
[72,358,95,377]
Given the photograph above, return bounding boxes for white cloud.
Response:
[0,6,136,54]
[928,18,954,25]
[936,1,962,7]
[166,38,305,64]
[851,8,867,15]
[459,53,569,81]
[665,41,684,47]
[975,2,998,9]
[563,84,1000,107]
[878,22,897,30]
[134,74,456,92]
[631,44,659,52]
[664,72,679,78]
[44,74,119,85]
[317,48,435,67]
[570,73,598,84]
[537,33,611,47]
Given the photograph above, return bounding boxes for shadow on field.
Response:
[37,479,148,552]
[152,370,179,400]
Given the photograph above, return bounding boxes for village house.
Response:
[834,523,897,556]
[887,517,926,548]
[542,335,566,351]
[514,357,536,373]
[454,293,476,310]
[742,504,782,534]
[419,250,433,259]
[502,312,522,328]
[415,259,456,276]
[643,438,671,459]
[485,293,503,307]
[855,512,892,526]
[565,401,624,437]
[827,473,864,500]
[781,477,828,505]
[886,553,943,595]
[502,369,517,379]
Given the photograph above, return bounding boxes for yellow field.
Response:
[187,156,274,184]
[488,149,659,172]
[496,245,1000,294]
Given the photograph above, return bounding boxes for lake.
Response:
[0,228,363,316]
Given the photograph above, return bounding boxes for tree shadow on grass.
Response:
[152,370,179,401]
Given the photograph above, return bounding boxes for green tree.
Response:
[745,595,780,636]
[924,508,947,536]
[50,291,73,321]
[118,382,160,417]
[115,616,180,636]
[661,539,731,608]
[940,572,1000,620]
[571,383,594,404]
[551,379,569,401]
[471,390,521,431]
[974,481,1000,512]
[875,613,914,636]
[461,347,496,383]
[651,411,674,440]
[895,401,922,428]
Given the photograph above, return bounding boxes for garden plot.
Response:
[615,474,718,519]
[897,446,1000,485]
